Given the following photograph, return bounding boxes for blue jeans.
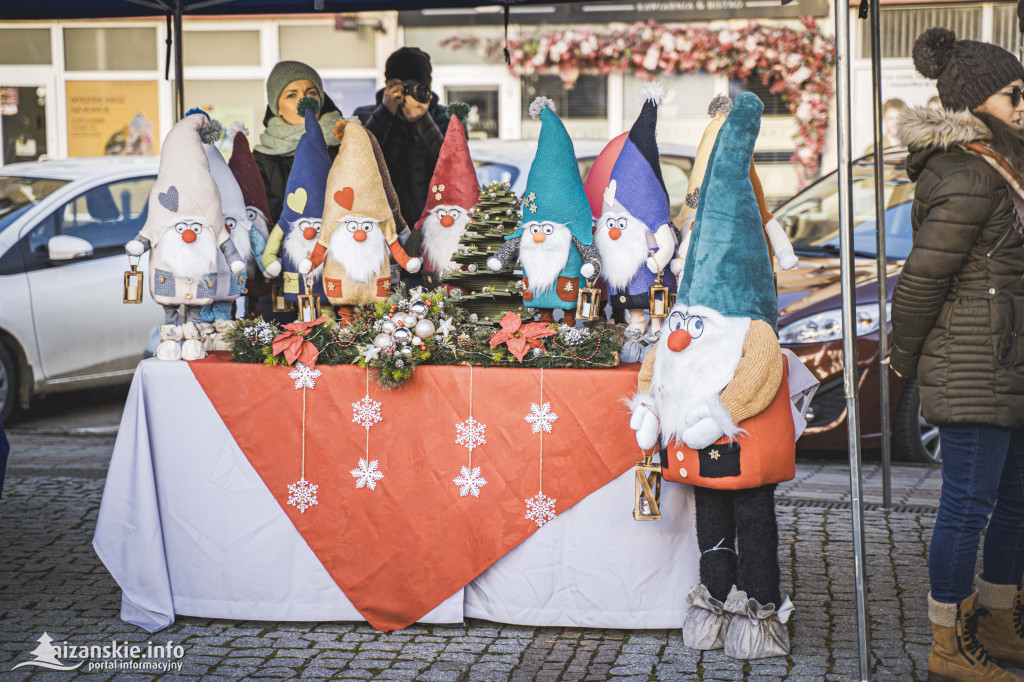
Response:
[930,424,1024,603]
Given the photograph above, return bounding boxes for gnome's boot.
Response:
[212,319,235,351]
[199,323,216,351]
[537,310,556,325]
[155,325,183,361]
[975,575,1024,669]
[928,591,1024,681]
[180,322,207,361]
[682,583,731,650]
[562,310,576,327]
[335,305,356,325]
[723,589,794,659]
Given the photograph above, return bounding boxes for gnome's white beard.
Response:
[595,216,650,290]
[328,223,389,284]
[158,227,218,281]
[283,225,322,281]
[651,306,750,443]
[519,226,571,295]
[422,210,470,272]
[228,219,252,264]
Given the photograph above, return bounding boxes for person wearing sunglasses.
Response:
[891,28,1024,682]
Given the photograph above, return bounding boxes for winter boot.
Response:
[723,589,793,659]
[682,583,731,650]
[975,575,1024,669]
[180,322,207,361]
[212,319,234,351]
[156,325,183,361]
[927,591,1024,681]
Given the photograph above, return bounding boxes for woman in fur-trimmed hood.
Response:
[890,27,1024,682]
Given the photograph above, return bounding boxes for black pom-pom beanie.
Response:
[913,27,1024,112]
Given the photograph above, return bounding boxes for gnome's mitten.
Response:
[488,236,521,272]
[734,484,782,607]
[180,322,207,361]
[723,593,794,660]
[219,238,245,273]
[126,234,150,256]
[156,324,183,361]
[694,487,739,602]
[683,583,732,651]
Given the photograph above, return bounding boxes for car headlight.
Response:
[779,302,892,345]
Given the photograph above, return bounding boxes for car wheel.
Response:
[0,343,15,424]
[893,378,941,464]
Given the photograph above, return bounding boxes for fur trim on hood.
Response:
[898,106,991,151]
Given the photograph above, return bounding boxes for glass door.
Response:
[1,84,48,164]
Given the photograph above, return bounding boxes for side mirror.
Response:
[47,235,94,261]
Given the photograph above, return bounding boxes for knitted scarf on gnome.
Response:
[255,109,343,156]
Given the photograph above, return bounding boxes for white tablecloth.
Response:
[93,359,699,632]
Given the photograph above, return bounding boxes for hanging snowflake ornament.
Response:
[525,491,557,527]
[289,362,322,390]
[352,395,382,429]
[524,402,558,434]
[287,477,319,513]
[455,416,487,453]
[351,458,384,490]
[453,465,488,498]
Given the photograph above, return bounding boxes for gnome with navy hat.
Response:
[595,81,678,359]
[260,97,331,311]
[125,108,245,361]
[629,93,816,660]
[487,97,601,326]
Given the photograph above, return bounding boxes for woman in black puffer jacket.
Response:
[891,28,1024,682]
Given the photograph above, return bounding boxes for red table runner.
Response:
[189,356,640,631]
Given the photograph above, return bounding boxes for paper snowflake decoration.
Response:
[287,477,318,513]
[289,362,322,390]
[455,417,486,453]
[525,402,558,434]
[350,458,384,490]
[525,491,557,527]
[453,465,488,498]
[352,395,382,429]
[438,316,455,339]
[361,344,382,363]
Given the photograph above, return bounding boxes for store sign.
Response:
[65,80,159,157]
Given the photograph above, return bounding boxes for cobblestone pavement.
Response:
[0,437,1008,682]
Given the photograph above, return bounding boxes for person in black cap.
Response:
[355,47,450,254]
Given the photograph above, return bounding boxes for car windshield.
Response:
[0,176,69,234]
[774,158,914,260]
[474,161,519,189]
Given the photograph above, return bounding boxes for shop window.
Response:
[520,73,606,138]
[279,23,376,70]
[2,86,48,164]
[0,29,51,65]
[446,86,499,138]
[858,6,981,59]
[183,30,261,67]
[64,27,158,71]
[181,79,265,155]
[729,80,789,117]
[994,4,1021,54]
[404,26,504,66]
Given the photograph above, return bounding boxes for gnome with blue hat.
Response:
[595,82,678,358]
[260,97,331,312]
[486,97,601,326]
[629,93,817,660]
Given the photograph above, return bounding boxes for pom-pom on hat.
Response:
[414,103,478,230]
[321,121,397,244]
[913,28,1024,112]
[678,92,777,331]
[278,97,332,230]
[226,123,271,221]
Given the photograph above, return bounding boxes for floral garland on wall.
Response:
[441,18,835,184]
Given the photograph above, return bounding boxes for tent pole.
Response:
[834,0,872,678]
[870,0,892,508]
[174,0,184,121]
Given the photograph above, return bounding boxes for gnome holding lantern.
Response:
[629,93,814,659]
[487,98,601,327]
[595,82,678,361]
[416,103,478,289]
[125,109,245,361]
[299,121,421,320]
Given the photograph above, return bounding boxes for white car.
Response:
[0,157,160,422]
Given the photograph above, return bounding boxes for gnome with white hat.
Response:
[629,93,816,660]
[487,97,601,327]
[595,81,678,360]
[299,120,421,321]
[125,108,245,361]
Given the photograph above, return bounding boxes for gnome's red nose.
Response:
[440,215,455,228]
[224,222,232,234]
[182,230,197,244]
[667,329,691,352]
[354,229,367,243]
[303,227,317,240]
[533,232,546,243]
[608,227,621,240]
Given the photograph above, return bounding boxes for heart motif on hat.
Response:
[286,188,307,214]
[158,186,179,213]
[334,187,354,210]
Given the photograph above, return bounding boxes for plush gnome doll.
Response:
[260,97,331,308]
[415,103,479,288]
[595,82,678,359]
[299,121,421,320]
[227,123,274,317]
[630,93,807,660]
[487,97,601,326]
[125,108,244,361]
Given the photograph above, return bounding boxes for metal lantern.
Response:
[633,450,662,521]
[271,284,291,313]
[575,278,601,322]
[297,277,321,323]
[123,256,143,304]
[649,276,670,319]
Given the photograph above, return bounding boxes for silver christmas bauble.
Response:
[467,263,477,273]
[410,301,428,319]
[392,327,412,344]
[395,359,404,368]
[414,319,436,339]
[469,313,479,324]
[373,333,393,349]
[401,313,417,328]
[381,319,396,334]
[411,336,422,346]
[401,346,413,357]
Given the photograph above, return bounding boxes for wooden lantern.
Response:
[633,450,662,521]
[297,277,321,323]
[123,257,143,304]
[575,278,601,321]
[271,284,290,312]
[649,276,670,319]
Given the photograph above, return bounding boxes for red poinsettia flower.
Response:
[489,311,556,363]
[272,316,328,366]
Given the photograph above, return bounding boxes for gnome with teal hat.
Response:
[595,81,678,359]
[486,97,601,326]
[260,97,331,312]
[628,93,817,660]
